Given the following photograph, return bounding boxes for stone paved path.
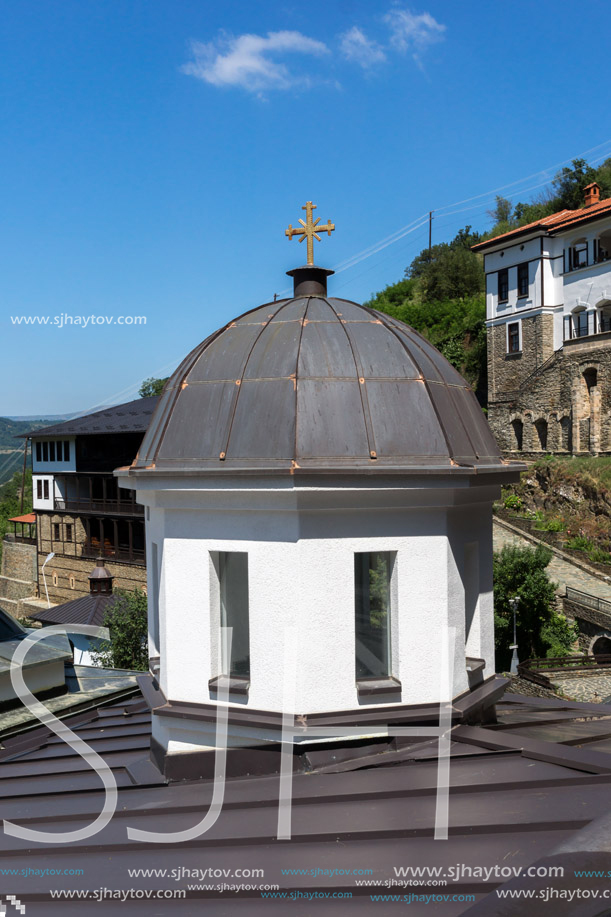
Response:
[493,520,611,601]
[551,674,611,703]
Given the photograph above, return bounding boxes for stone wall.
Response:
[487,314,555,402]
[0,537,38,618]
[36,514,147,604]
[488,336,611,455]
[563,597,611,653]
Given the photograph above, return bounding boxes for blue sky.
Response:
[2,0,611,415]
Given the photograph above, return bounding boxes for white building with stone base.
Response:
[474,182,611,454]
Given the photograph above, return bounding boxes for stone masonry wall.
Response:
[488,337,611,455]
[487,314,555,402]
[0,538,38,618]
[36,513,147,604]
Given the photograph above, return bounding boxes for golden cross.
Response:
[285,201,335,265]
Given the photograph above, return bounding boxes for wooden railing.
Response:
[82,541,145,565]
[55,499,144,517]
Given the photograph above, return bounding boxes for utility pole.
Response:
[20,438,28,514]
[428,210,434,257]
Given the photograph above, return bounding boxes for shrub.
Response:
[503,494,523,511]
[92,589,148,671]
[540,615,579,658]
[493,544,557,669]
[534,516,564,533]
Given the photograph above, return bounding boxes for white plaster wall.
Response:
[32,475,55,511]
[32,438,76,474]
[563,259,611,313]
[130,480,499,718]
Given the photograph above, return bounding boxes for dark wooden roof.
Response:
[3,687,611,913]
[131,292,512,477]
[22,396,160,439]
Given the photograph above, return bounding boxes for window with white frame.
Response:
[568,238,588,271]
[507,321,521,354]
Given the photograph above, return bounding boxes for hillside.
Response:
[498,457,611,571]
[365,157,611,406]
[0,417,49,487]
[0,469,33,563]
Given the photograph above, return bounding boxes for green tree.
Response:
[540,614,579,658]
[552,158,603,210]
[493,544,558,669]
[0,470,33,564]
[92,589,148,671]
[407,226,484,301]
[139,377,169,398]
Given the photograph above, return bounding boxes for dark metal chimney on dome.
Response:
[286,265,334,297]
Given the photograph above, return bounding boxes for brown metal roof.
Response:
[131,274,508,477]
[2,687,611,913]
[29,593,118,627]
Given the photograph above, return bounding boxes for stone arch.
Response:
[509,414,524,451]
[559,416,572,451]
[591,635,611,659]
[532,417,548,451]
[572,363,601,453]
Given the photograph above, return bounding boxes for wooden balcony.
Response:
[55,498,144,517]
[82,539,146,566]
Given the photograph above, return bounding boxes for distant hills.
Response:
[0,417,51,487]
[0,405,119,487]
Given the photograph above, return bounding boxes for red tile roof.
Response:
[9,513,36,524]
[472,197,611,251]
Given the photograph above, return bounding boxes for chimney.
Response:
[88,557,114,595]
[584,183,601,207]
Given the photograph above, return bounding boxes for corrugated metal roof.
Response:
[29,593,118,627]
[22,396,160,439]
[131,295,507,476]
[2,688,611,913]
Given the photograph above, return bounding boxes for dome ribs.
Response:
[131,290,505,475]
[293,297,311,465]
[375,309,482,465]
[326,299,378,461]
[220,298,306,462]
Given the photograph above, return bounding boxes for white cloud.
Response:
[339,26,386,69]
[384,8,445,61]
[181,30,330,93]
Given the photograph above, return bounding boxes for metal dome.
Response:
[132,267,505,476]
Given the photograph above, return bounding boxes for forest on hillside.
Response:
[0,418,49,487]
[365,158,611,405]
[0,470,33,563]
